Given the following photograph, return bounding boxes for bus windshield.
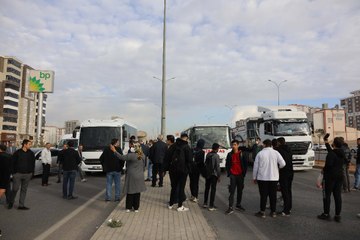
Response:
[274,121,310,136]
[193,126,231,149]
[80,127,121,151]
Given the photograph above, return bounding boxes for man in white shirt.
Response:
[41,143,52,186]
[253,139,286,218]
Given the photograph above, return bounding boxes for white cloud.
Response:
[0,0,359,137]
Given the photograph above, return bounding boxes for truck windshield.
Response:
[193,126,231,149]
[80,127,121,151]
[274,122,310,136]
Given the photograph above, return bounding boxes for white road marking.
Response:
[34,189,106,240]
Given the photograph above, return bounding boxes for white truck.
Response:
[232,106,315,170]
[77,119,137,173]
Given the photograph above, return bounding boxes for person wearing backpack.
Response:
[189,139,205,203]
[203,143,221,211]
[167,133,193,212]
[225,139,248,215]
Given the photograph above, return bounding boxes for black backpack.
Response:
[170,145,187,173]
[204,152,215,179]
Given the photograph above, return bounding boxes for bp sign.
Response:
[29,70,55,93]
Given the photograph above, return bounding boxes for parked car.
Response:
[32,148,59,176]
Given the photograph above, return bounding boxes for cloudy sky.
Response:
[1,0,359,137]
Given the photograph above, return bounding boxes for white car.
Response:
[32,148,59,176]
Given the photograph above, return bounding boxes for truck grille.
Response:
[84,159,101,165]
[287,142,310,155]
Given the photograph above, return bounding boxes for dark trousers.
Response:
[189,168,200,198]
[342,164,350,191]
[42,163,50,185]
[126,193,140,210]
[323,178,342,216]
[5,182,11,204]
[257,180,278,212]
[63,170,76,198]
[204,175,218,207]
[169,171,187,207]
[228,174,244,208]
[279,174,293,214]
[57,164,62,182]
[152,163,163,186]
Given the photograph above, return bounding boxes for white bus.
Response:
[78,119,137,173]
[182,124,232,168]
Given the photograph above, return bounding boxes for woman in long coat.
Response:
[111,142,146,212]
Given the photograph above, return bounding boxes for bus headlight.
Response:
[309,156,315,162]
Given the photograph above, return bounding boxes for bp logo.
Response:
[28,70,54,93]
[29,76,45,92]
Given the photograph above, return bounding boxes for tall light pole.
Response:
[268,80,287,106]
[160,0,167,136]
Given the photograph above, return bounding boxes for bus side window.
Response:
[264,122,273,135]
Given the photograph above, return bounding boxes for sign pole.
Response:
[36,92,44,146]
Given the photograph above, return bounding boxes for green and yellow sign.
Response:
[29,70,54,93]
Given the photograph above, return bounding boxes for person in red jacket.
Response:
[225,140,248,215]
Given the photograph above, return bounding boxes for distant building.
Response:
[340,90,360,131]
[313,106,346,142]
[0,56,47,146]
[65,120,80,134]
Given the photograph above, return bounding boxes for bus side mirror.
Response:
[72,130,77,138]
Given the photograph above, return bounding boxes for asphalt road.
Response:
[197,168,360,240]
[0,172,122,240]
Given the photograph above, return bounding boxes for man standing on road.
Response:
[41,143,52,186]
[352,138,360,191]
[59,140,81,200]
[225,140,248,215]
[189,139,205,203]
[276,137,294,216]
[167,133,193,212]
[150,135,168,187]
[203,143,221,211]
[145,140,154,182]
[57,144,67,183]
[318,135,344,222]
[253,139,286,218]
[100,139,124,202]
[0,145,12,237]
[8,139,35,210]
[0,145,12,205]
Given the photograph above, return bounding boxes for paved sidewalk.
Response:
[91,174,217,240]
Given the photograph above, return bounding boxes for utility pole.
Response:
[160,0,167,136]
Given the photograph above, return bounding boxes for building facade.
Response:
[65,120,80,134]
[340,90,360,131]
[0,56,47,146]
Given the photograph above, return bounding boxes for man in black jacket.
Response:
[318,135,344,222]
[167,133,192,212]
[0,145,12,204]
[59,140,81,200]
[8,139,35,210]
[100,138,123,202]
[276,137,294,216]
[150,135,168,187]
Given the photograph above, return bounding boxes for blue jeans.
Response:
[63,170,77,198]
[106,171,121,201]
[354,164,360,189]
[147,161,153,180]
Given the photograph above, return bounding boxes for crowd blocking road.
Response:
[0,168,359,240]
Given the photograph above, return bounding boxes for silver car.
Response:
[32,148,59,176]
